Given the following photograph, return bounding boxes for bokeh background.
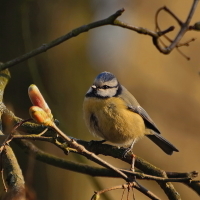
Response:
[0,0,200,199]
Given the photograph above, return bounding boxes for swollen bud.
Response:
[28,84,52,119]
[193,21,200,31]
[29,106,53,126]
[91,193,100,200]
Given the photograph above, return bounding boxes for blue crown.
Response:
[95,71,116,83]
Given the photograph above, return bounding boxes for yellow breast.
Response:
[83,97,146,146]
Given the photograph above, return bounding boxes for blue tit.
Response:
[83,71,179,155]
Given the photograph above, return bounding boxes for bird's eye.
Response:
[102,85,109,89]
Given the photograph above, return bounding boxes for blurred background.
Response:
[0,0,200,199]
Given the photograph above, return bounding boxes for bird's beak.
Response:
[91,85,96,89]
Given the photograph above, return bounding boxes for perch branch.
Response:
[11,133,195,182]
[2,110,200,198]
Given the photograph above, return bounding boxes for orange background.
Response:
[0,1,200,200]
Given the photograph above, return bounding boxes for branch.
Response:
[2,110,200,199]
[113,20,174,38]
[0,1,198,73]
[0,69,10,136]
[0,69,26,199]
[2,103,131,183]
[1,146,26,200]
[53,123,133,181]
[14,135,200,198]
[78,140,182,200]
[0,8,176,71]
[12,136,180,200]
[92,182,161,200]
[0,9,125,70]
[11,134,195,182]
[154,0,199,56]
[11,131,200,199]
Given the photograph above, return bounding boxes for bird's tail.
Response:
[146,133,179,155]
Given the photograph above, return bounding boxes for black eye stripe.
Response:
[97,85,118,89]
[96,85,119,90]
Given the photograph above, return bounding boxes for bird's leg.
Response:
[122,139,136,158]
[122,139,137,172]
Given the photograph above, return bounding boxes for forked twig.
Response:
[0,7,177,71]
[9,129,199,199]
[92,182,161,200]
[154,0,199,58]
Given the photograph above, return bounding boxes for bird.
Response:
[83,71,179,155]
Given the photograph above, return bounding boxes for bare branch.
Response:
[10,133,195,182]
[0,1,197,73]
[92,182,161,200]
[2,116,199,199]
[113,20,174,37]
[1,146,26,200]
[0,9,125,70]
[154,0,199,56]
[0,7,181,72]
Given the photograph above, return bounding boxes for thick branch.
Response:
[2,109,130,182]
[14,136,191,200]
[0,69,10,136]
[2,111,200,198]
[1,146,25,200]
[77,140,181,200]
[51,123,131,182]
[12,134,194,183]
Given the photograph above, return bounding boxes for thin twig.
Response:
[154,0,199,55]
[0,9,125,70]
[1,167,7,192]
[155,5,196,60]
[11,131,200,199]
[11,121,130,182]
[166,171,198,179]
[2,110,200,198]
[121,188,126,200]
[134,181,161,200]
[51,123,130,182]
[176,47,190,60]
[78,140,182,200]
[113,20,174,38]
[11,134,195,183]
[162,6,183,26]
[94,182,161,200]
[0,8,176,71]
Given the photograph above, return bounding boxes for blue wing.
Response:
[128,105,161,134]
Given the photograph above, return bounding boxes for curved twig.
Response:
[0,8,176,72]
[92,182,161,200]
[153,0,199,56]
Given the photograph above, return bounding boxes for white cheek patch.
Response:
[97,87,118,97]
